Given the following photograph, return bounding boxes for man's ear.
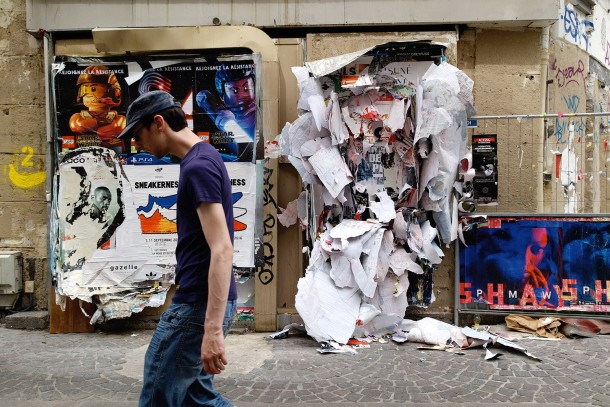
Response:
[153,114,165,131]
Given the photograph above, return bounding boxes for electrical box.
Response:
[0,251,23,308]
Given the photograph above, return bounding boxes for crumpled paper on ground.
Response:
[505,314,564,339]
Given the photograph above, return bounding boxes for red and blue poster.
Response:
[459,216,610,314]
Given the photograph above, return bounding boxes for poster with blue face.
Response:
[193,56,257,163]
[459,216,610,314]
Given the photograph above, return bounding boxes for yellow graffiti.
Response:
[7,146,46,189]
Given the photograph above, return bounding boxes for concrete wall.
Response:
[0,2,566,322]
[26,0,560,32]
[0,0,47,311]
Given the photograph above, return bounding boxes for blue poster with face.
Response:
[193,56,258,162]
[459,216,610,314]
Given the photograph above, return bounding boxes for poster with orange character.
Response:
[54,60,130,154]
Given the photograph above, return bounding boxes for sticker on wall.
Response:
[472,134,498,205]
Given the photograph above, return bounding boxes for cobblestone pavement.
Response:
[0,325,608,406]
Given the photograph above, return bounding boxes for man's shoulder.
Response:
[185,142,223,163]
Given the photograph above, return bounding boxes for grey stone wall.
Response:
[0,0,48,311]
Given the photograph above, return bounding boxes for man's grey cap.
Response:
[117,90,182,140]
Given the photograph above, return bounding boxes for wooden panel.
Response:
[276,39,304,312]
[255,157,278,331]
[276,163,303,310]
[49,287,96,334]
[277,39,303,127]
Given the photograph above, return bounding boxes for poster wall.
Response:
[52,55,259,321]
[459,216,610,314]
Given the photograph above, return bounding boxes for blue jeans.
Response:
[139,300,237,407]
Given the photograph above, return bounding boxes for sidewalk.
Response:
[0,324,608,406]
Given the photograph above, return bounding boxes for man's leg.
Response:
[184,300,237,407]
[139,303,206,407]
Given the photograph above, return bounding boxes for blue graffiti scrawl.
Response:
[561,4,594,51]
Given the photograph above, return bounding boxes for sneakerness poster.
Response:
[52,55,259,321]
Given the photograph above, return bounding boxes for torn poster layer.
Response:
[53,147,257,323]
[282,43,474,344]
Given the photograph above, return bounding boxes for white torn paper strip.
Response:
[278,199,299,227]
[369,190,397,223]
[288,113,316,158]
[300,137,331,158]
[305,45,377,78]
[295,262,361,344]
[308,147,353,199]
[329,253,357,288]
[329,219,379,240]
[372,272,409,317]
[328,91,349,145]
[375,230,394,281]
[386,98,406,132]
[389,247,423,276]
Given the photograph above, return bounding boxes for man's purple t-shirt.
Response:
[172,141,237,304]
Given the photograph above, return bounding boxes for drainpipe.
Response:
[538,27,550,213]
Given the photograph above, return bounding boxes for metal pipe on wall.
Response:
[538,26,550,213]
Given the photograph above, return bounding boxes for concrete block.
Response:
[0,105,46,153]
[3,310,49,330]
[475,28,541,69]
[0,6,42,57]
[0,201,48,257]
[276,312,303,329]
[0,56,45,105]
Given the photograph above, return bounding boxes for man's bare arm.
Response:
[197,202,233,375]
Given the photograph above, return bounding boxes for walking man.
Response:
[118,90,237,406]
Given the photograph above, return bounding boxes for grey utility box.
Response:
[0,251,23,308]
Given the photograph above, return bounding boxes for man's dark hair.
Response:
[139,106,188,132]
[94,186,111,195]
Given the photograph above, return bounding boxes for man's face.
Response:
[80,82,110,110]
[132,118,167,159]
[223,77,254,109]
[93,189,111,213]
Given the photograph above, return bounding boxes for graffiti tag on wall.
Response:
[561,4,593,51]
[5,146,46,189]
[255,158,276,285]
[550,59,586,88]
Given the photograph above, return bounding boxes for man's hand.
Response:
[201,330,227,375]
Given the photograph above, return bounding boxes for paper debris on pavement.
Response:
[505,314,564,339]
[317,341,358,355]
[417,345,465,355]
[406,317,455,345]
[484,345,502,360]
[268,323,307,340]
